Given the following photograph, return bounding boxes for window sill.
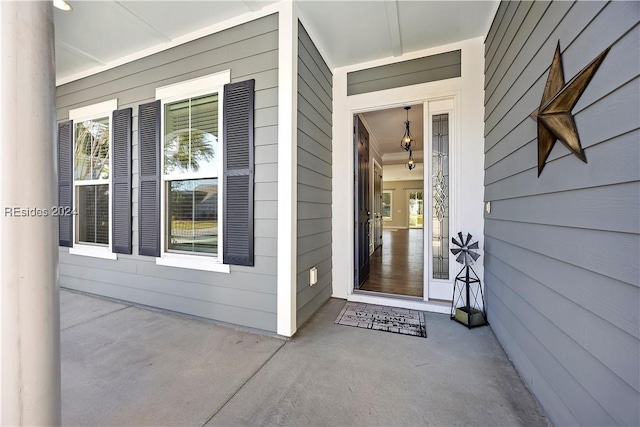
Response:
[69,245,117,260]
[155,254,230,273]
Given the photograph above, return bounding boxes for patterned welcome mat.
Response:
[334,302,427,338]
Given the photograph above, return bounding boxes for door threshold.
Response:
[348,291,451,314]
[355,289,423,301]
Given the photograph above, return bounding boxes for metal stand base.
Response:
[450,265,487,329]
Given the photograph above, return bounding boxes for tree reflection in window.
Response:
[74,116,110,246]
[74,117,110,180]
[163,93,219,255]
[164,94,218,176]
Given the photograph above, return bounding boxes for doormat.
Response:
[334,302,427,338]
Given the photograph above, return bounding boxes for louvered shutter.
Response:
[223,80,255,266]
[138,101,161,256]
[112,108,132,254]
[58,121,73,247]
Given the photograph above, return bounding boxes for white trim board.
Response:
[155,70,230,100]
[276,2,298,338]
[68,99,118,121]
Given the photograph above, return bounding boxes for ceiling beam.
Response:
[243,1,262,12]
[112,1,171,42]
[56,40,107,66]
[384,0,402,57]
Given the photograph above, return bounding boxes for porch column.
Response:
[1,2,61,425]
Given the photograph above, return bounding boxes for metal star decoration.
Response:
[530,42,610,176]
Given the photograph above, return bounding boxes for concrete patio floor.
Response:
[61,289,550,426]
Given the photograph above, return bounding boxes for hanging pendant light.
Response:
[406,150,416,171]
[400,106,416,151]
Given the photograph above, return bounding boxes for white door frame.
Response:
[332,38,486,315]
[342,91,460,314]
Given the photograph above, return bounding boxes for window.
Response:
[432,113,449,279]
[164,94,219,255]
[155,71,230,272]
[382,190,392,220]
[68,99,118,259]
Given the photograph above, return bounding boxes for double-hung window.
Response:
[155,71,230,272]
[68,99,118,259]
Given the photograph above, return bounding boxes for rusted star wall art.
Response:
[530,41,610,176]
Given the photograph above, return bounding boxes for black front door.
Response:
[354,115,370,288]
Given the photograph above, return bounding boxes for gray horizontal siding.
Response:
[55,14,279,332]
[296,21,333,329]
[484,0,519,73]
[484,182,640,234]
[484,2,639,426]
[347,50,461,96]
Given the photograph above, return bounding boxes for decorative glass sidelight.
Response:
[432,114,449,279]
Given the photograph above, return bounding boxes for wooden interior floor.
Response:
[360,228,424,298]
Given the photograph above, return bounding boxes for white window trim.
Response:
[69,99,118,121]
[69,245,117,260]
[156,253,230,273]
[68,99,118,260]
[155,70,230,101]
[155,70,231,272]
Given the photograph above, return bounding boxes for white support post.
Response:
[1,2,61,424]
[276,1,298,337]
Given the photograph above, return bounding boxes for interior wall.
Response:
[484,1,639,425]
[382,180,424,229]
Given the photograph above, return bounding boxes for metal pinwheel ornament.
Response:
[451,232,480,266]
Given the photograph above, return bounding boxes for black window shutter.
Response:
[223,80,255,266]
[112,108,132,254]
[138,101,161,257]
[58,120,73,247]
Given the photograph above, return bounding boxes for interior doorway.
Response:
[354,105,425,298]
[408,190,424,229]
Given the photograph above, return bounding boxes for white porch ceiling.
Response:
[53,0,498,83]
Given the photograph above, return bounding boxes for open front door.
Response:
[354,115,370,288]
